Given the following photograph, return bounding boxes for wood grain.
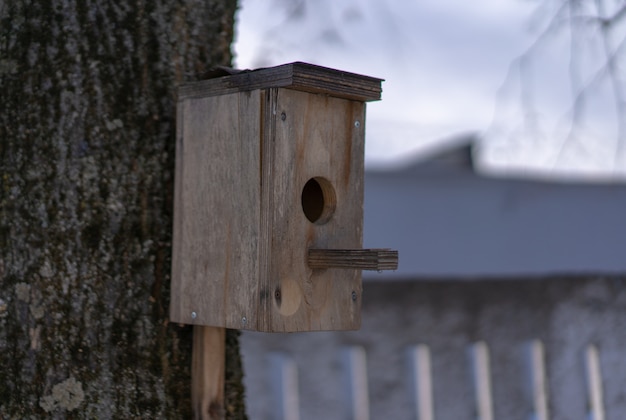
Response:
[308,249,399,271]
[259,88,365,332]
[178,62,383,102]
[192,326,225,420]
[170,90,261,328]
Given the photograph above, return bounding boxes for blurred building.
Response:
[241,138,626,420]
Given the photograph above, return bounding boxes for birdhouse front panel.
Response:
[258,88,365,332]
[170,62,385,332]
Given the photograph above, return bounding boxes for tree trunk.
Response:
[0,0,245,417]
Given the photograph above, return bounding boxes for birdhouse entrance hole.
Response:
[301,177,336,224]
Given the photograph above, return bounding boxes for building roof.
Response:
[363,138,626,279]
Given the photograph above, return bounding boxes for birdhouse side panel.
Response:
[170,91,262,329]
[260,88,365,332]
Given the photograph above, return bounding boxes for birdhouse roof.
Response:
[178,62,383,102]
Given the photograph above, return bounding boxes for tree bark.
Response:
[0,0,244,417]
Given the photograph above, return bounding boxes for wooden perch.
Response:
[308,249,398,271]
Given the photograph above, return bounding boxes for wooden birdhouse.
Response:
[170,62,397,333]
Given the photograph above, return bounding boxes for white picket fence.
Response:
[241,278,626,420]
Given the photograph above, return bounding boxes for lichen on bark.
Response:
[0,0,245,418]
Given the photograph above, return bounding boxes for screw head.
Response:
[281,112,287,121]
[351,291,357,301]
[191,311,197,319]
[354,120,361,128]
[241,316,247,326]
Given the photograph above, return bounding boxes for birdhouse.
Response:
[170,62,397,332]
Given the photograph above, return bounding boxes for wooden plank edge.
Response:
[308,248,399,271]
[178,62,383,102]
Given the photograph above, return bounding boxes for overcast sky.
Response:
[234,0,626,180]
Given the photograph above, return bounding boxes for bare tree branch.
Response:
[489,0,626,173]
